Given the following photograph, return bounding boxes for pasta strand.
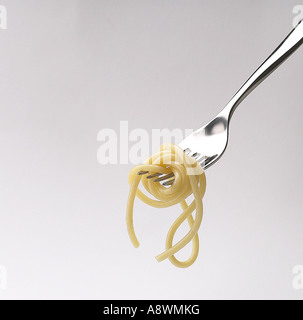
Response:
[126,143,206,268]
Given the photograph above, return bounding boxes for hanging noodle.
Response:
[126,143,206,268]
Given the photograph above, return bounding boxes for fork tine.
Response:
[192,152,201,158]
[184,148,191,155]
[204,154,217,166]
[138,171,149,175]
[154,173,174,182]
[162,179,175,186]
[146,173,162,179]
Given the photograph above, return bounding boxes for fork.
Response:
[139,20,303,186]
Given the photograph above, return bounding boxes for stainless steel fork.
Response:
[140,20,303,185]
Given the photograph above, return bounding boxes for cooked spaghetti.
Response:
[126,143,206,268]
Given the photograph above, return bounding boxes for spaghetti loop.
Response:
[126,144,206,268]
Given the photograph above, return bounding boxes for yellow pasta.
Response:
[126,143,206,268]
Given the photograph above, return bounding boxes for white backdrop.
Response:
[0,0,302,299]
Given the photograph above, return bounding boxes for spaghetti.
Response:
[126,143,206,268]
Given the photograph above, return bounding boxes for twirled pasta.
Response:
[126,143,206,268]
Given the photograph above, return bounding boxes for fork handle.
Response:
[222,20,303,119]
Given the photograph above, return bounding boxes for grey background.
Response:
[0,0,302,300]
